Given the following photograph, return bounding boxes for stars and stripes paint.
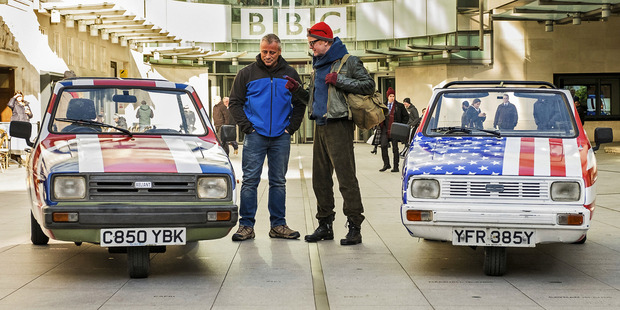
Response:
[40,135,231,174]
[406,133,583,177]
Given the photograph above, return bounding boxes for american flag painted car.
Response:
[12,78,237,278]
[398,81,607,276]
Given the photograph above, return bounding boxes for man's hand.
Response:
[325,72,338,85]
[284,76,299,92]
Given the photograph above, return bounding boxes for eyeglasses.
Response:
[308,39,320,48]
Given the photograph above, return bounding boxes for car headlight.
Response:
[53,176,86,200]
[197,177,229,199]
[411,179,440,199]
[550,181,580,201]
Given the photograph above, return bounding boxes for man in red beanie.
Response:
[284,21,375,245]
[379,87,408,172]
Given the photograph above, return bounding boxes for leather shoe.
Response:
[391,167,399,172]
[379,165,390,172]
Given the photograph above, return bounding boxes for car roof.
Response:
[440,80,557,89]
[53,78,192,95]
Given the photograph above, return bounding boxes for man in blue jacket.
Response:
[228,33,306,241]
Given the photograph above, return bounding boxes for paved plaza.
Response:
[1,143,619,310]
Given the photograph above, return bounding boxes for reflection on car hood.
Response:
[405,133,584,177]
[41,135,230,174]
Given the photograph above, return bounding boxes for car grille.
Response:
[88,174,197,202]
[440,180,549,200]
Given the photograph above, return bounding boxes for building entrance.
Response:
[0,67,15,122]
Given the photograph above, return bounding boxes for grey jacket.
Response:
[293,55,375,120]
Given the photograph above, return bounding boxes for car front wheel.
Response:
[127,246,150,278]
[483,246,506,276]
[30,211,49,245]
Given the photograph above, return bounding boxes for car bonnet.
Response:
[404,133,584,178]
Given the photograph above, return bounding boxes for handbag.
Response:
[366,133,375,144]
[335,54,388,130]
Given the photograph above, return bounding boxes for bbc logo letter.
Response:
[241,7,346,40]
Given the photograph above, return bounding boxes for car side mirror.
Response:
[390,122,411,144]
[219,125,237,144]
[593,127,613,152]
[10,121,34,147]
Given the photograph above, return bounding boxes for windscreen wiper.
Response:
[432,126,472,134]
[470,128,501,137]
[432,126,501,137]
[55,118,133,137]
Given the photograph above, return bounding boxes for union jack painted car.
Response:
[394,81,612,276]
[10,78,238,278]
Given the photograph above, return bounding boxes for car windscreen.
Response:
[423,90,577,138]
[50,87,206,135]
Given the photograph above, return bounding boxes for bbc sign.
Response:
[241,7,347,40]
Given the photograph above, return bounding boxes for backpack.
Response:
[336,54,387,130]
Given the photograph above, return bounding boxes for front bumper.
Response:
[401,202,590,245]
[42,204,238,243]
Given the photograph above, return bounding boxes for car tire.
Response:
[573,234,587,244]
[30,211,49,245]
[483,246,506,276]
[127,246,150,278]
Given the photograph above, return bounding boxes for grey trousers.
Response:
[312,119,365,226]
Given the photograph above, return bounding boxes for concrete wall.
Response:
[36,14,138,79]
[395,18,620,141]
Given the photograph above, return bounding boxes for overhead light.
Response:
[95,16,103,25]
[172,55,178,64]
[153,51,160,61]
[545,20,553,32]
[602,4,611,19]
[101,29,109,40]
[442,50,450,58]
[232,57,238,66]
[51,9,60,23]
[65,15,74,28]
[198,57,204,65]
[417,52,424,61]
[89,25,98,37]
[573,13,581,25]
[120,37,128,47]
[78,20,87,32]
[111,33,119,44]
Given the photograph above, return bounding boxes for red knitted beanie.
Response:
[307,22,334,42]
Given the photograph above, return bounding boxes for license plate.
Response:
[452,228,535,247]
[100,227,186,247]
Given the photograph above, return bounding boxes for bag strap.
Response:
[326,54,351,119]
[335,54,351,74]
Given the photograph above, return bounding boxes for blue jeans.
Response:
[239,131,291,228]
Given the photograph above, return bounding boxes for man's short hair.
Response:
[261,33,281,49]
[63,70,76,79]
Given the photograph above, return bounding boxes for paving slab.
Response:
[0,143,619,309]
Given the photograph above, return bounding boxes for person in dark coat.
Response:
[460,100,469,127]
[465,98,486,129]
[212,97,238,155]
[493,94,518,130]
[379,87,409,172]
[574,96,586,125]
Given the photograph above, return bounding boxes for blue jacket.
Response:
[228,54,306,137]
